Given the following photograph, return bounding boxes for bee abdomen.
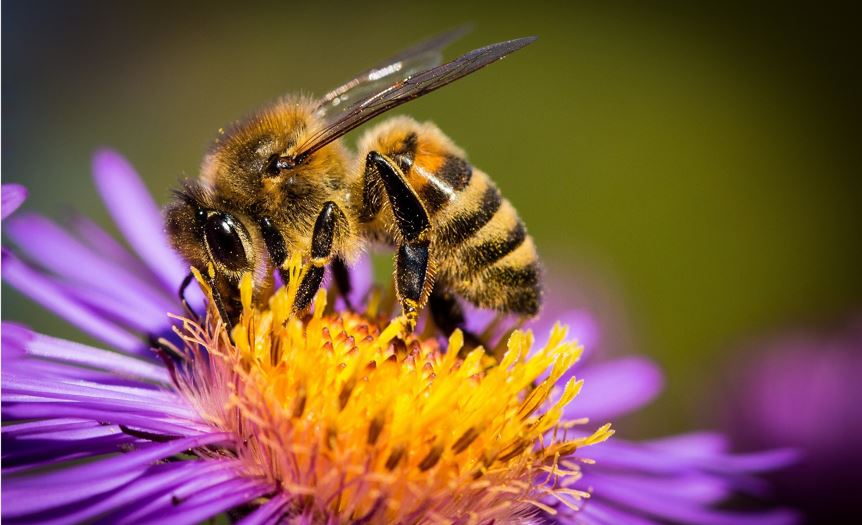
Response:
[435,182,502,245]
[458,211,526,270]
[436,170,541,316]
[411,154,473,216]
[478,258,542,316]
[356,117,542,316]
[454,228,541,316]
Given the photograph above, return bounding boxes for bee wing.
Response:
[294,36,537,163]
[317,25,472,116]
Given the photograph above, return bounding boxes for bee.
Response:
[165,28,542,335]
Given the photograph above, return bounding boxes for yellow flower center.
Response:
[173,259,613,523]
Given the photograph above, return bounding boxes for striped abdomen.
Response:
[357,117,541,316]
[432,164,541,316]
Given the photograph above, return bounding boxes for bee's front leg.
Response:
[293,201,343,312]
[366,151,432,331]
[178,271,201,323]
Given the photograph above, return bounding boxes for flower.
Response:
[1,151,799,524]
[2,184,28,220]
[170,264,613,522]
[721,319,862,524]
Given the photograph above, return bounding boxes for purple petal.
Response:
[344,252,374,309]
[3,432,139,476]
[584,435,799,480]
[3,433,136,470]
[529,308,601,357]
[585,471,730,506]
[566,357,663,421]
[3,357,146,387]
[2,252,143,353]
[109,463,254,524]
[4,449,121,476]
[91,149,188,293]
[2,418,96,437]
[2,433,230,516]
[646,432,729,455]
[460,301,500,336]
[1,321,31,361]
[583,437,711,475]
[6,324,169,383]
[3,460,140,516]
[5,213,175,320]
[4,403,207,436]
[579,500,663,525]
[71,214,157,278]
[586,471,801,525]
[239,494,290,525]
[645,432,800,474]
[2,183,27,220]
[132,479,271,525]
[5,422,121,442]
[17,461,207,525]
[56,281,173,334]
[3,375,190,417]
[703,449,801,475]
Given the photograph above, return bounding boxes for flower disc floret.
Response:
[170,262,612,523]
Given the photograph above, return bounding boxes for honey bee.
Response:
[165,28,542,335]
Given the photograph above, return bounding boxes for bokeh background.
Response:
[4,1,861,522]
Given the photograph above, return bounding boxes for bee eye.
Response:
[204,213,247,271]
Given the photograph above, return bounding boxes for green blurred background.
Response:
[3,0,861,442]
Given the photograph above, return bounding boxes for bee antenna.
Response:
[264,154,308,178]
[172,182,207,207]
[292,151,312,166]
[172,188,194,205]
[276,156,298,170]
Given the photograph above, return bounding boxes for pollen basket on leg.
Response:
[172,260,612,523]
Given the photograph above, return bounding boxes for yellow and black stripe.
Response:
[357,117,541,316]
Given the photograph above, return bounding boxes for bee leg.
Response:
[178,271,201,323]
[395,243,430,331]
[428,287,485,356]
[428,287,464,335]
[367,151,432,330]
[294,201,342,312]
[207,276,235,335]
[179,269,239,336]
[331,257,353,310]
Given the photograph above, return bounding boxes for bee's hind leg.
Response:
[293,201,344,312]
[367,151,432,331]
[331,257,353,310]
[428,287,485,356]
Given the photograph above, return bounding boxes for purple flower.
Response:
[721,320,862,524]
[1,151,798,524]
[2,184,28,220]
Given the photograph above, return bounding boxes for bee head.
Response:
[165,183,274,311]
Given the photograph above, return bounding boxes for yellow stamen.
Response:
[173,260,613,523]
